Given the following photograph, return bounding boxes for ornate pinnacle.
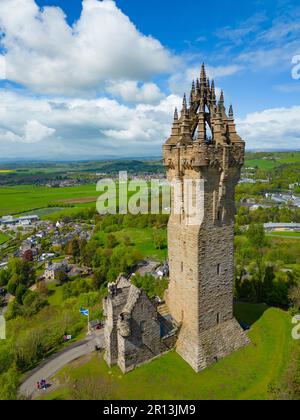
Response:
[211,80,216,103]
[211,79,215,92]
[174,107,179,120]
[182,93,187,111]
[200,63,207,81]
[189,91,193,106]
[171,107,180,136]
[219,90,224,104]
[228,104,234,118]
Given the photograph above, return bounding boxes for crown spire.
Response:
[211,79,215,92]
[171,107,180,137]
[174,107,179,120]
[200,63,207,82]
[219,90,224,104]
[182,93,187,110]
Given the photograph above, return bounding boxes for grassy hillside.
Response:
[41,305,296,400]
[245,151,300,170]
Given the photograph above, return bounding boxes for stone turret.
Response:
[163,64,249,373]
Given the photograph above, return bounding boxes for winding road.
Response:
[19,331,104,399]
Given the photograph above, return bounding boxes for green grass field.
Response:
[0,232,9,245]
[245,152,300,170]
[41,304,295,400]
[0,184,98,217]
[267,231,300,239]
[47,282,64,306]
[0,181,162,218]
[113,228,167,261]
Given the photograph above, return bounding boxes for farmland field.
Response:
[0,184,98,217]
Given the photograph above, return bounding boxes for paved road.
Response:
[19,331,104,399]
[134,260,160,277]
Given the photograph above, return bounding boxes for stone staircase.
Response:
[157,303,170,317]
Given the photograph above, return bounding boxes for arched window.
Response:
[206,121,212,142]
[193,125,198,141]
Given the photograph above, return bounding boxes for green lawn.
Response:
[93,227,167,261]
[113,228,167,261]
[47,282,64,306]
[42,305,295,400]
[0,232,9,245]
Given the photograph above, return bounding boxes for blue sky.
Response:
[0,0,299,159]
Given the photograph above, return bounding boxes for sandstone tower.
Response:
[163,64,250,372]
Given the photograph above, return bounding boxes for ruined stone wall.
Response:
[103,287,130,367]
[117,292,169,373]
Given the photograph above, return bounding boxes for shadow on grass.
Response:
[234,302,269,326]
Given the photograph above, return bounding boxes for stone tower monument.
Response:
[163,64,250,372]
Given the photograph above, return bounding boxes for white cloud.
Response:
[0,90,181,159]
[0,56,6,80]
[23,120,56,143]
[0,120,55,144]
[106,81,164,104]
[216,9,300,72]
[237,106,300,149]
[0,0,177,95]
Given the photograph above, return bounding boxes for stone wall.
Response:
[104,278,178,374]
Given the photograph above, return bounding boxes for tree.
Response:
[246,223,267,249]
[153,230,167,250]
[105,234,118,249]
[263,265,276,302]
[0,367,19,400]
[15,284,27,305]
[57,270,69,285]
[21,291,48,317]
[0,269,10,287]
[289,285,300,310]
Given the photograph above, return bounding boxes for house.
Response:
[40,253,56,261]
[22,249,34,262]
[44,261,68,281]
[0,215,39,227]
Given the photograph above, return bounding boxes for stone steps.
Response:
[158,304,170,317]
